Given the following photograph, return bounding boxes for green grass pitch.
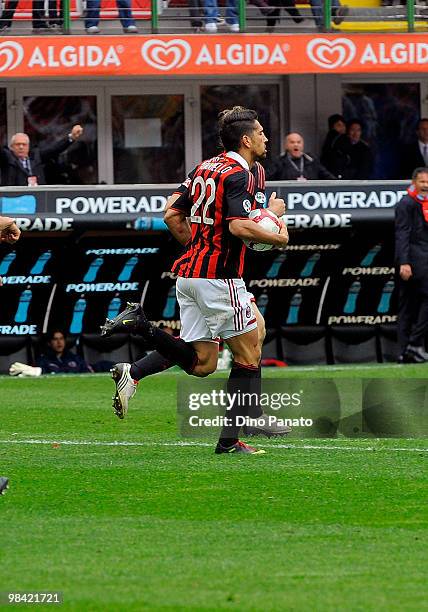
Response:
[1,365,427,611]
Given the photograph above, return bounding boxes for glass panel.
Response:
[200,84,280,163]
[111,95,185,184]
[23,95,98,184]
[342,83,420,180]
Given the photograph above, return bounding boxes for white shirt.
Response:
[226,150,249,171]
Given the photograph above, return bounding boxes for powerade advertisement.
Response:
[0,228,397,338]
[0,181,408,232]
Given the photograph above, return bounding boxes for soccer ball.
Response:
[244,208,282,252]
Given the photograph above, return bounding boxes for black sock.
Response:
[130,351,173,381]
[247,364,262,419]
[137,325,198,374]
[218,362,259,446]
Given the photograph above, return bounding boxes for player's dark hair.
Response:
[46,328,66,342]
[218,106,258,152]
[328,113,345,130]
[412,167,428,180]
[417,118,428,129]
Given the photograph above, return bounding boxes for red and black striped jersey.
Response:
[170,153,266,279]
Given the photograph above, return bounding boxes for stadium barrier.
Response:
[0,180,405,368]
[0,180,407,229]
[4,0,427,35]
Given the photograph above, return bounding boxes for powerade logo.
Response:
[56,196,167,214]
[0,195,36,214]
[286,190,407,211]
[0,324,37,334]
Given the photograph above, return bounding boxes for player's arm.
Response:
[164,201,191,246]
[164,177,194,246]
[164,193,192,246]
[229,218,289,247]
[0,216,21,244]
[225,173,289,247]
[267,191,286,217]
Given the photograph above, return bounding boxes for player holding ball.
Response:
[102,106,290,454]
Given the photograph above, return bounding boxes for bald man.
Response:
[267,132,336,181]
[0,124,83,186]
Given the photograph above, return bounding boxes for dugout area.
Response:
[0,223,399,372]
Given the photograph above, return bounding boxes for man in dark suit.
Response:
[395,166,428,363]
[0,124,83,187]
[267,132,336,181]
[320,113,352,178]
[400,118,428,179]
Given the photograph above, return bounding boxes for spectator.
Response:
[0,125,83,187]
[320,113,352,179]
[345,119,374,179]
[0,0,50,34]
[189,0,204,30]
[85,0,138,33]
[203,0,239,32]
[395,167,428,363]
[310,0,348,30]
[267,132,336,181]
[264,0,304,33]
[48,0,63,28]
[400,118,428,179]
[9,329,92,376]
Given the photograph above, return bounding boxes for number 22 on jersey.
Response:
[190,176,215,225]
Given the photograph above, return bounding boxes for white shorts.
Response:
[176,277,258,343]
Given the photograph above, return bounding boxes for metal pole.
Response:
[63,0,71,34]
[151,0,159,34]
[239,0,246,32]
[324,0,332,30]
[407,0,415,33]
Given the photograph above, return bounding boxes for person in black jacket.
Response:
[395,167,428,363]
[0,124,83,187]
[267,132,336,181]
[345,119,374,180]
[399,118,428,179]
[320,113,352,179]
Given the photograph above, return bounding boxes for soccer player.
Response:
[0,216,20,244]
[0,215,20,287]
[102,106,290,454]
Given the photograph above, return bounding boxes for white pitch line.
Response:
[0,439,427,453]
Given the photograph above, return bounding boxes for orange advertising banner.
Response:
[0,34,428,78]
